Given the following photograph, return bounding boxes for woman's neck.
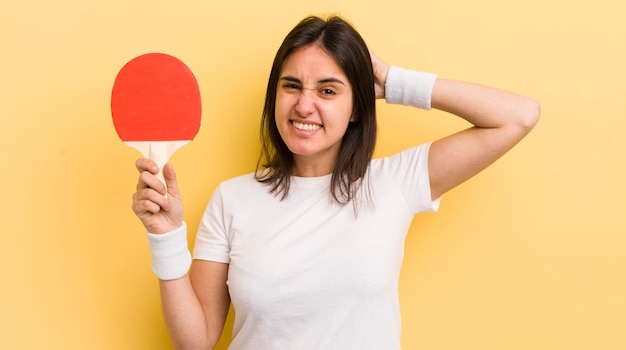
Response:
[291,154,336,177]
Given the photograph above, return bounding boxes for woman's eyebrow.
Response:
[318,77,345,86]
[279,76,345,86]
[279,76,302,84]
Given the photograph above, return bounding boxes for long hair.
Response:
[255,15,377,205]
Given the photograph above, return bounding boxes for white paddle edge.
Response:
[124,140,190,197]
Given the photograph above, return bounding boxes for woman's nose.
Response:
[294,90,315,116]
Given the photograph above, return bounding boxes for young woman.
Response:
[132,15,540,349]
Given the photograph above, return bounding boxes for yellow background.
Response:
[2,0,625,349]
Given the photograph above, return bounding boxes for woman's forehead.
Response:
[280,45,348,81]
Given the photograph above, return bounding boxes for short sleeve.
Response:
[376,143,441,214]
[192,186,231,263]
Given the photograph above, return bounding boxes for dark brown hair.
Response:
[255,15,377,205]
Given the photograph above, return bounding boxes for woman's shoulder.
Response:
[370,142,432,171]
[207,171,271,207]
[218,171,260,191]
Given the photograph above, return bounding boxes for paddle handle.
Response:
[125,141,190,196]
[149,142,169,192]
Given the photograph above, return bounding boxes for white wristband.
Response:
[385,66,438,110]
[147,222,192,280]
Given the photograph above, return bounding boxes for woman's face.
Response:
[275,44,354,176]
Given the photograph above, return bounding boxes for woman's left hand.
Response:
[369,48,389,99]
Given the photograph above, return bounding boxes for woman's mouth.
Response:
[291,121,322,131]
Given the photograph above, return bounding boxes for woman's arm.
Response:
[370,50,540,200]
[428,80,540,199]
[160,261,230,350]
[132,160,230,349]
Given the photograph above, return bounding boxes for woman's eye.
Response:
[284,83,300,90]
[320,88,336,95]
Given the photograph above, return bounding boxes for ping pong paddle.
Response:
[111,53,201,194]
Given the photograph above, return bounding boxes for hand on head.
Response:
[368,48,389,100]
[132,159,184,234]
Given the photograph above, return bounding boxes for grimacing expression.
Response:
[274,44,354,175]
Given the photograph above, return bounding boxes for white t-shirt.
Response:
[193,143,440,349]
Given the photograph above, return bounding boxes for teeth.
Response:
[292,121,321,131]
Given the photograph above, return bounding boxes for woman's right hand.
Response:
[132,159,184,234]
[368,48,389,100]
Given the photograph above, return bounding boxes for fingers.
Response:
[132,189,164,215]
[134,158,170,195]
[134,159,181,198]
[132,182,171,213]
[135,158,159,174]
[131,159,184,234]
[136,169,167,194]
[162,163,180,198]
[133,159,170,214]
[131,190,179,234]
[131,178,176,229]
[368,47,386,70]
[367,47,389,99]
